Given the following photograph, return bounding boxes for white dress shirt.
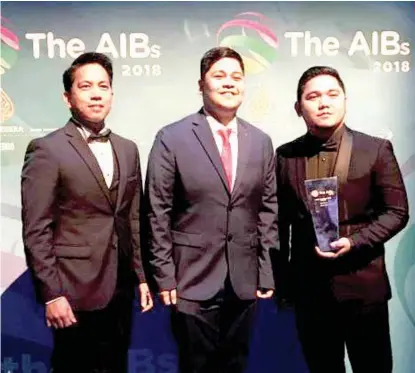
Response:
[204,109,238,190]
[76,125,114,188]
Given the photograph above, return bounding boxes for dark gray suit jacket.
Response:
[21,120,146,311]
[145,109,278,301]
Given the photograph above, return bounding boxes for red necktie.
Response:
[218,129,233,190]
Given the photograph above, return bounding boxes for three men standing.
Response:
[21,50,409,373]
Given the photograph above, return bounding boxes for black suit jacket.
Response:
[144,110,278,301]
[21,120,146,311]
[275,126,409,304]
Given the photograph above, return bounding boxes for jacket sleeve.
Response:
[21,138,63,303]
[144,129,177,291]
[129,144,147,283]
[257,135,278,290]
[349,139,409,250]
[273,147,293,300]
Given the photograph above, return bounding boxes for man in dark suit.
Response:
[275,66,409,373]
[144,47,278,373]
[21,52,153,373]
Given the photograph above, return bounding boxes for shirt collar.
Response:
[71,116,109,141]
[305,124,345,149]
[203,107,238,135]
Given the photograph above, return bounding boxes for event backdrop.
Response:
[1,2,414,372]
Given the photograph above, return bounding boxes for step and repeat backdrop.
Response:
[1,2,414,372]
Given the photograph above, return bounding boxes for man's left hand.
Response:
[315,237,352,259]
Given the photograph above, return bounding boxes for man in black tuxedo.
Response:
[275,66,409,373]
[145,47,278,373]
[21,52,153,373]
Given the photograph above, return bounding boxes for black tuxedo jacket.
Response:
[275,126,409,304]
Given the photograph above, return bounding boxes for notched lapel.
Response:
[64,121,113,208]
[192,112,230,194]
[231,120,251,199]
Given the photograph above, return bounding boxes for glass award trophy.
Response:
[304,176,339,252]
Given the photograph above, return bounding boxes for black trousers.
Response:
[51,286,134,373]
[295,297,392,373]
[171,279,256,373]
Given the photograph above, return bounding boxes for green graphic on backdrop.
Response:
[217,12,278,75]
[394,224,415,326]
[1,16,20,122]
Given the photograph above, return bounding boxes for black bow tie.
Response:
[320,140,338,152]
[88,128,111,143]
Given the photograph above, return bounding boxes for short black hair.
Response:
[200,47,244,80]
[296,66,346,102]
[63,52,113,92]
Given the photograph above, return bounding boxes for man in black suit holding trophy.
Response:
[275,66,409,373]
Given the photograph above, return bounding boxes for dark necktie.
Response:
[217,128,233,190]
[87,128,111,143]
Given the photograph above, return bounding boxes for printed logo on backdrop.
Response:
[0,17,19,123]
[25,30,162,78]
[217,12,278,123]
[284,30,411,73]
[0,16,36,167]
[217,13,412,74]
[218,12,278,74]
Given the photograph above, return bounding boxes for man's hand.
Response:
[315,237,352,259]
[160,289,177,305]
[139,283,153,312]
[45,297,77,329]
[256,289,274,299]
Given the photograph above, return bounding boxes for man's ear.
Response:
[63,91,71,109]
[294,101,302,117]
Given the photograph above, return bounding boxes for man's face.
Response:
[199,57,245,113]
[296,74,346,132]
[64,63,113,125]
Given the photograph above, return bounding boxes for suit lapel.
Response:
[192,111,230,194]
[110,134,127,211]
[333,127,353,228]
[333,127,353,185]
[64,121,112,208]
[231,120,251,200]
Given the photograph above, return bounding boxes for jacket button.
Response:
[227,234,233,242]
[227,205,233,212]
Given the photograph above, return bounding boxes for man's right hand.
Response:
[45,297,77,329]
[160,289,177,306]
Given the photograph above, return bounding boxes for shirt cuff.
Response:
[45,296,64,305]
